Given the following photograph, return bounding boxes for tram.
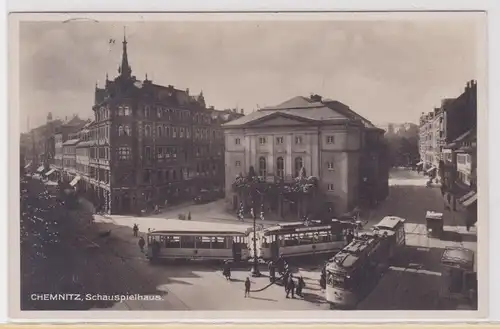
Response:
[325,216,406,309]
[146,228,250,263]
[251,219,355,261]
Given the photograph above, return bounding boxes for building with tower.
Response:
[86,32,243,214]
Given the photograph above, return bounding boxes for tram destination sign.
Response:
[295,225,332,232]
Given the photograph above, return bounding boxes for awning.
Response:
[460,191,477,207]
[24,161,32,169]
[44,168,56,176]
[416,161,423,166]
[69,176,81,187]
[426,166,437,174]
[36,166,44,173]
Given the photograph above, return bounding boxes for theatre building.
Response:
[223,94,389,219]
[91,34,242,215]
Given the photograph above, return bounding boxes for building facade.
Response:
[223,94,388,219]
[85,34,243,214]
[419,81,477,179]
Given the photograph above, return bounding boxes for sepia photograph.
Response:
[8,11,487,320]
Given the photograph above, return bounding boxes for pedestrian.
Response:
[296,276,305,297]
[286,275,295,298]
[133,224,139,237]
[138,236,145,253]
[154,204,159,214]
[268,261,276,283]
[244,277,251,297]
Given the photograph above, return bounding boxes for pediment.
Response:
[245,112,317,127]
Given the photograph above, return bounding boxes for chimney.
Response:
[233,108,237,113]
[310,94,322,102]
[240,109,244,114]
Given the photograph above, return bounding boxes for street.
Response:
[20,168,477,311]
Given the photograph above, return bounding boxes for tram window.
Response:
[180,236,195,248]
[165,236,180,248]
[448,268,464,293]
[196,236,211,249]
[211,237,226,249]
[299,232,314,245]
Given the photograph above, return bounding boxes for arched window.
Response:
[294,157,303,177]
[118,125,124,136]
[277,157,284,178]
[157,125,163,137]
[124,125,130,136]
[259,156,267,177]
[165,125,170,137]
[145,125,151,137]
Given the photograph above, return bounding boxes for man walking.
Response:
[244,277,251,298]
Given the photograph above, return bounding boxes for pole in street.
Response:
[250,206,261,277]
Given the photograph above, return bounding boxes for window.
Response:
[145,146,151,160]
[124,106,131,116]
[326,136,335,144]
[157,107,162,118]
[172,169,177,180]
[276,137,284,144]
[145,125,151,137]
[294,157,303,177]
[235,160,241,167]
[180,128,184,138]
[143,170,151,184]
[124,125,131,136]
[118,147,131,160]
[157,147,164,159]
[277,157,284,178]
[259,137,267,145]
[118,125,124,136]
[144,106,150,118]
[259,156,267,177]
[295,136,303,144]
[165,126,170,137]
[327,162,335,170]
[235,138,241,145]
[173,128,177,138]
[157,125,163,137]
[118,106,125,116]
[327,184,334,191]
[186,128,191,138]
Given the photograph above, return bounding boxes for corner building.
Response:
[223,94,389,218]
[91,34,242,214]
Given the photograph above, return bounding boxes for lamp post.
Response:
[250,190,261,277]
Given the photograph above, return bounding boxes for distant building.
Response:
[223,94,389,218]
[418,81,477,179]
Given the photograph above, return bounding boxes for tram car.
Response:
[250,219,356,262]
[325,216,406,309]
[146,228,250,263]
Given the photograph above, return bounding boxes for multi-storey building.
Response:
[53,116,88,181]
[419,81,477,180]
[223,94,389,219]
[87,33,243,214]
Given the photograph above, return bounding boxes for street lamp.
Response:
[250,199,261,277]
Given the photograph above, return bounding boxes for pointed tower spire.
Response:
[120,26,132,79]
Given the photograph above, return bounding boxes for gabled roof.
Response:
[223,95,380,130]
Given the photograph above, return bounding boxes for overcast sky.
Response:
[18,16,482,132]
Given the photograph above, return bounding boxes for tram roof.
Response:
[148,228,249,236]
[373,216,406,230]
[263,219,357,235]
[326,235,379,272]
[441,247,474,271]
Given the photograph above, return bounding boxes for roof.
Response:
[223,95,380,130]
[62,139,80,146]
[76,141,95,148]
[441,247,474,271]
[373,216,405,230]
[148,228,248,236]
